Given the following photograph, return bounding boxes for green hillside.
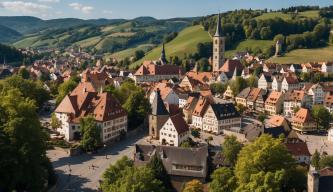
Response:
[130,25,211,68]
[105,44,155,61]
[269,45,333,64]
[225,40,274,58]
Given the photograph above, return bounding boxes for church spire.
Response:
[160,43,167,65]
[214,13,222,37]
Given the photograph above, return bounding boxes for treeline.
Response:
[319,6,333,18]
[0,44,23,63]
[279,6,320,13]
[274,19,331,51]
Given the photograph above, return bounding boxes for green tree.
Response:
[209,167,237,192]
[319,155,333,169]
[51,112,61,129]
[101,156,166,192]
[236,170,286,192]
[56,77,79,105]
[229,77,248,96]
[18,67,30,79]
[235,135,295,191]
[246,75,258,88]
[312,105,332,130]
[222,135,242,166]
[0,89,52,191]
[134,50,145,61]
[311,150,321,170]
[80,116,102,152]
[258,113,266,124]
[260,27,272,40]
[147,154,172,190]
[183,179,203,192]
[0,75,50,109]
[210,83,227,95]
[123,89,150,128]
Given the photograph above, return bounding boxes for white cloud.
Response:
[103,10,113,15]
[69,2,94,14]
[38,0,60,3]
[0,1,50,14]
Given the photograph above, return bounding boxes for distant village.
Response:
[2,15,333,192]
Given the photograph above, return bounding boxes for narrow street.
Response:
[47,130,147,191]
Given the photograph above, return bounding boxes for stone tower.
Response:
[213,14,225,72]
[275,40,282,57]
[307,170,319,192]
[149,89,169,139]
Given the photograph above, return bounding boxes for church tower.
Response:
[212,14,225,72]
[160,43,167,65]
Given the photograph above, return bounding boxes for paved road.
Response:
[47,130,147,192]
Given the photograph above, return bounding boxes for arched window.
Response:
[215,40,218,44]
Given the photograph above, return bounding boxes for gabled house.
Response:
[281,76,301,92]
[258,72,273,90]
[134,61,183,84]
[134,144,209,188]
[272,75,284,91]
[159,114,190,147]
[183,96,199,124]
[223,85,235,100]
[307,83,324,105]
[235,87,251,107]
[291,108,316,132]
[202,103,241,134]
[283,90,306,117]
[265,91,284,115]
[55,82,128,142]
[149,83,180,106]
[267,115,291,132]
[321,61,333,73]
[246,88,266,112]
[219,59,244,78]
[289,64,302,73]
[263,63,279,73]
[192,96,213,129]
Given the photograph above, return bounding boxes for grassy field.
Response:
[105,44,155,61]
[74,36,102,48]
[225,40,274,58]
[269,45,333,64]
[13,36,40,48]
[130,25,211,69]
[256,10,319,20]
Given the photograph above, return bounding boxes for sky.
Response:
[0,0,332,20]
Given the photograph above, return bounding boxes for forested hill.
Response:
[200,6,333,58]
[0,44,23,64]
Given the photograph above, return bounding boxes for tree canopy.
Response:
[80,115,102,152]
[222,135,243,166]
[209,167,237,192]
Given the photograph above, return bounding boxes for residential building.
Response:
[183,96,199,124]
[307,83,325,105]
[258,72,273,90]
[149,90,169,139]
[289,64,302,73]
[321,61,333,73]
[291,108,316,132]
[192,96,212,129]
[159,114,189,146]
[246,88,266,112]
[267,115,291,132]
[284,90,306,117]
[149,83,179,106]
[285,141,311,164]
[202,103,241,134]
[55,82,128,142]
[272,75,283,91]
[134,144,208,189]
[223,85,234,99]
[265,91,284,115]
[219,59,244,78]
[281,76,301,92]
[235,87,251,107]
[133,61,183,84]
